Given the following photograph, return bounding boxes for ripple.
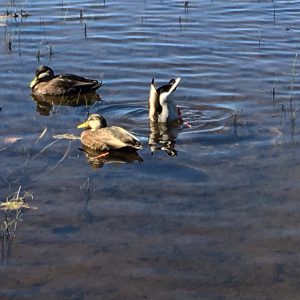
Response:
[2,1,300,299]
[90,101,235,142]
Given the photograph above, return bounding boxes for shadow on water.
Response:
[78,145,143,169]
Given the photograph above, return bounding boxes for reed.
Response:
[36,49,40,61]
[49,44,53,59]
[288,53,298,138]
[7,38,12,54]
[184,0,189,13]
[84,22,87,39]
[280,104,285,126]
[289,53,298,110]
[272,74,279,103]
[232,111,239,136]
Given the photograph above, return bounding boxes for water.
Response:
[1,0,300,299]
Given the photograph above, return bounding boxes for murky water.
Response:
[1,0,300,299]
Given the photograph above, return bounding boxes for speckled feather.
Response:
[80,126,142,151]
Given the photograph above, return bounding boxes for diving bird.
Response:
[30,65,102,96]
[77,114,142,151]
[148,77,181,123]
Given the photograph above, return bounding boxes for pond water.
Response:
[1,0,300,299]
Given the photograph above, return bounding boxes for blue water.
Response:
[1,1,300,299]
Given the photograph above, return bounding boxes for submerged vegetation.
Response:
[0,186,36,239]
[0,187,35,265]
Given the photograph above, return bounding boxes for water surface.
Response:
[1,0,300,299]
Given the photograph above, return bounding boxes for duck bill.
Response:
[77,120,89,129]
[149,80,159,122]
[30,77,38,88]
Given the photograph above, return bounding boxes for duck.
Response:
[30,65,102,96]
[77,114,142,151]
[148,77,181,123]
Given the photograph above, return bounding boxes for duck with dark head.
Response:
[148,77,181,124]
[148,77,181,155]
[30,65,102,96]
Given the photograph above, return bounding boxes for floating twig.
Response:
[84,22,87,39]
[36,127,48,143]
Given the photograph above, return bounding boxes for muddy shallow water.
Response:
[1,0,300,299]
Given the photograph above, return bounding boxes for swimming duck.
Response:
[30,65,102,96]
[149,77,181,123]
[77,114,142,151]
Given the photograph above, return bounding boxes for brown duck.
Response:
[30,65,102,96]
[77,114,142,151]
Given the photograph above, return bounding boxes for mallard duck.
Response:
[77,114,142,151]
[30,65,102,96]
[149,77,181,123]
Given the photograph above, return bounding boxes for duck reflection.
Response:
[32,92,101,116]
[79,146,143,169]
[148,121,179,156]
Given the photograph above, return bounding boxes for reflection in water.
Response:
[79,146,143,169]
[32,92,101,116]
[148,121,179,156]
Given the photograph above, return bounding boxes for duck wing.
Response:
[81,128,142,151]
[105,126,143,150]
[51,74,102,94]
[157,78,180,95]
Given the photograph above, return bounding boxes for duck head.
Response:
[148,77,181,123]
[30,65,55,89]
[77,114,108,131]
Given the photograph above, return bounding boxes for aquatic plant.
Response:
[0,186,36,238]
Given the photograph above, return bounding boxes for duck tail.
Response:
[93,80,103,91]
[134,142,143,150]
[149,78,159,122]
